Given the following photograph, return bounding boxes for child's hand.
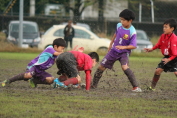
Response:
[78,47,84,52]
[115,46,126,50]
[162,58,170,64]
[144,48,153,52]
[72,45,84,52]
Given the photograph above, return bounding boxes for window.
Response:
[10,23,38,33]
[53,29,64,37]
[137,31,148,40]
[75,29,91,39]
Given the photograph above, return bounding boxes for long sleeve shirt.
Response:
[152,33,177,60]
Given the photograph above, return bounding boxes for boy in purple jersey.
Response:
[91,9,142,92]
[2,38,66,87]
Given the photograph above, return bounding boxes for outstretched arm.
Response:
[85,70,91,90]
[144,48,154,52]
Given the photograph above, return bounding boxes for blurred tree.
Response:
[98,0,104,22]
[0,0,15,14]
[62,0,97,22]
[98,0,105,32]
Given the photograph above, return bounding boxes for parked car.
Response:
[135,29,153,52]
[3,20,41,48]
[38,25,110,52]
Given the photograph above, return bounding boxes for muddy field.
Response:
[0,57,177,117]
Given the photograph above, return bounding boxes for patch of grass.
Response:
[1,53,177,117]
[0,52,39,60]
[0,90,177,118]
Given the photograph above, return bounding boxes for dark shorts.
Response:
[26,66,52,81]
[101,50,129,69]
[56,52,78,78]
[157,56,177,72]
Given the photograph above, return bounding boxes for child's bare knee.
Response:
[155,69,163,75]
[98,65,106,71]
[24,73,32,78]
[46,77,54,84]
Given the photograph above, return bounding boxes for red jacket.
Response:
[152,33,177,60]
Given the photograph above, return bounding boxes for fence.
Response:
[1,0,177,38]
[0,14,167,38]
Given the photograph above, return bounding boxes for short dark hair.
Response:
[119,9,135,21]
[88,52,99,62]
[53,38,66,47]
[164,18,177,31]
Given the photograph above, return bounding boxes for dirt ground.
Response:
[1,58,177,101]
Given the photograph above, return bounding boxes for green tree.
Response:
[62,0,97,22]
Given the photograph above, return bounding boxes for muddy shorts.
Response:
[56,52,78,78]
[101,49,129,69]
[26,66,52,81]
[157,56,177,72]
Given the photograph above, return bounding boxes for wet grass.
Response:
[0,53,177,118]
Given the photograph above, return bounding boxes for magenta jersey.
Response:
[112,23,137,54]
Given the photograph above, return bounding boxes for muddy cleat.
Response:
[53,81,57,88]
[72,84,80,89]
[147,86,155,91]
[54,79,67,88]
[80,83,86,89]
[132,87,142,92]
[91,85,97,89]
[29,78,37,88]
[1,80,10,87]
[53,78,60,88]
[56,82,67,88]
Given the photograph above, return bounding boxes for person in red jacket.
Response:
[54,47,99,91]
[144,18,177,91]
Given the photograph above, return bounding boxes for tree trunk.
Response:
[98,0,104,33]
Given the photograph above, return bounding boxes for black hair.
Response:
[88,52,99,62]
[119,9,135,21]
[52,38,66,47]
[163,18,177,31]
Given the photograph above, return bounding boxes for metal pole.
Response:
[150,0,154,23]
[30,0,35,16]
[19,0,23,47]
[139,2,142,22]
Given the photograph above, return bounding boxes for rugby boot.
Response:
[29,78,37,88]
[147,86,155,91]
[132,87,142,92]
[1,80,10,87]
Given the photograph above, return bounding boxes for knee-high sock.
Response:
[63,78,78,86]
[9,73,25,83]
[92,69,104,88]
[124,68,138,87]
[151,74,160,89]
[32,78,48,85]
